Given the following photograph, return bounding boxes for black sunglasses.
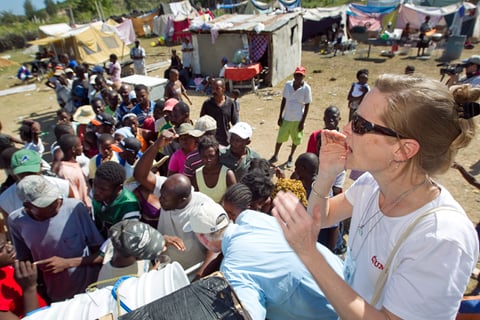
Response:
[351,113,404,138]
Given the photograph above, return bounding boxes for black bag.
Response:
[119,272,252,320]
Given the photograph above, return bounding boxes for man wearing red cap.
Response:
[269,66,312,168]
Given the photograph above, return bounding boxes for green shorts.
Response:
[276,120,304,145]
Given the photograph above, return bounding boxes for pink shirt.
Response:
[168,149,187,174]
[58,161,91,208]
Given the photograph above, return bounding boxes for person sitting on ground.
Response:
[272,74,479,319]
[92,161,141,238]
[57,134,92,210]
[219,122,261,181]
[164,69,193,105]
[192,135,236,203]
[183,115,217,179]
[8,175,104,302]
[0,233,47,319]
[17,63,33,82]
[96,220,165,288]
[88,133,121,184]
[0,149,74,217]
[167,123,203,176]
[184,200,344,320]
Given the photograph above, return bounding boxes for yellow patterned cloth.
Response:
[271,178,308,207]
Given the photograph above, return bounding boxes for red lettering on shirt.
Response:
[371,256,384,270]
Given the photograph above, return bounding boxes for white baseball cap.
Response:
[183,201,230,234]
[229,122,252,139]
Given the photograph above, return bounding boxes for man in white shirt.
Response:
[130,40,147,76]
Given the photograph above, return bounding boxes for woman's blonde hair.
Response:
[375,74,478,176]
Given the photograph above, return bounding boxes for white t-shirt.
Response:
[181,42,194,69]
[351,82,370,98]
[282,80,312,122]
[0,176,70,215]
[345,173,478,319]
[154,175,208,270]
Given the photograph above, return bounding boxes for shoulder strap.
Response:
[370,206,450,306]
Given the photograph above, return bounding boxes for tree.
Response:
[45,0,57,17]
[23,0,36,20]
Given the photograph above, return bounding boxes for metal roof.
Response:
[190,12,300,33]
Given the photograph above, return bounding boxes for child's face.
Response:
[358,75,368,84]
[324,111,341,130]
[57,112,70,123]
[99,140,113,158]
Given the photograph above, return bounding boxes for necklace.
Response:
[352,177,430,248]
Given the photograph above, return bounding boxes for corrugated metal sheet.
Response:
[193,12,300,33]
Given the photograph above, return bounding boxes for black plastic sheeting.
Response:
[119,273,252,320]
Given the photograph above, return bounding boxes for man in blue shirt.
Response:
[131,84,155,127]
[184,200,343,320]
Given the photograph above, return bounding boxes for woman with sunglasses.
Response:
[272,73,480,319]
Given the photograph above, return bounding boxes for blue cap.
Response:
[92,65,104,74]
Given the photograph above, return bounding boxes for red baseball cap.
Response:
[294,66,306,76]
[164,98,179,112]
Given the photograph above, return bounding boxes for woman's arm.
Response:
[272,192,400,320]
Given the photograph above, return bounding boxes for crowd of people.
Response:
[1,48,480,319]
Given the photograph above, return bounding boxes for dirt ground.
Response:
[1,38,480,289]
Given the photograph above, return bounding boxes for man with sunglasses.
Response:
[447,55,480,87]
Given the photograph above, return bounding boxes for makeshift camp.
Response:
[189,12,303,87]
[152,0,201,40]
[302,5,347,42]
[132,11,159,37]
[29,25,126,65]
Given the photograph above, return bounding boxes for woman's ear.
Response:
[394,139,420,162]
